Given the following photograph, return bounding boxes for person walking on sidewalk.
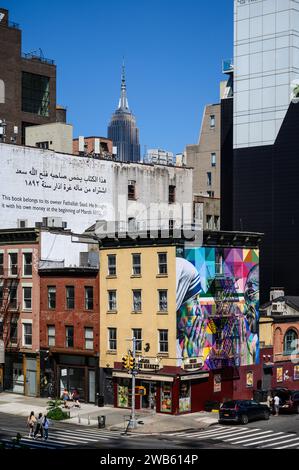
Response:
[42,414,50,441]
[27,411,36,438]
[273,394,280,416]
[34,413,44,439]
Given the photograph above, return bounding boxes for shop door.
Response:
[59,367,85,401]
[141,382,156,410]
[12,363,24,394]
[88,370,95,403]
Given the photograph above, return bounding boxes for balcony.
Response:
[222,59,234,74]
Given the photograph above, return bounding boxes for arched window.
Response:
[0,79,4,103]
[283,329,298,355]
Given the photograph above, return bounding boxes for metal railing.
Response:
[22,52,55,66]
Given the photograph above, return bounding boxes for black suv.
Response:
[271,388,299,414]
[219,400,270,425]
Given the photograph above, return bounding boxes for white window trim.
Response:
[22,285,32,311]
[22,252,33,278]
[22,320,32,348]
[47,325,55,347]
[108,328,117,351]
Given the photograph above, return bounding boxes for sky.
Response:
[3,0,233,156]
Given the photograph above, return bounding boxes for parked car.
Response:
[271,388,299,414]
[219,400,271,425]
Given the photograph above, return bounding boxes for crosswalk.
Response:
[168,425,299,449]
[0,426,122,449]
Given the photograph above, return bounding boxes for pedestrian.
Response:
[34,413,44,439]
[72,388,81,408]
[42,414,50,441]
[61,388,70,408]
[27,411,36,438]
[273,394,280,416]
[266,393,272,410]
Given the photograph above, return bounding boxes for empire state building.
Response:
[108,63,140,162]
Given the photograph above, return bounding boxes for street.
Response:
[0,412,298,450]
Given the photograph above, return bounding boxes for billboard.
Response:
[176,247,259,370]
[0,144,113,233]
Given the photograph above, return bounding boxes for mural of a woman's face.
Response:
[177,294,204,358]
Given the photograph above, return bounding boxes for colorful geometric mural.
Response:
[176,247,259,370]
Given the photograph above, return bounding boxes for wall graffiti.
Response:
[176,247,259,369]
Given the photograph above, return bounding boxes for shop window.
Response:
[108,328,117,351]
[108,290,117,311]
[158,252,167,275]
[108,254,116,276]
[158,329,168,353]
[47,325,55,346]
[132,290,142,312]
[132,253,141,276]
[284,329,298,355]
[9,252,18,276]
[132,328,142,352]
[85,327,94,350]
[66,286,75,309]
[23,323,32,347]
[23,252,32,276]
[158,290,168,312]
[85,286,94,310]
[179,382,191,413]
[23,286,32,310]
[66,326,74,348]
[161,382,172,413]
[117,379,131,408]
[48,286,56,309]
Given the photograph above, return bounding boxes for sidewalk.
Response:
[0,392,219,434]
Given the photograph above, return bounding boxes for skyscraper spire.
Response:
[118,58,129,111]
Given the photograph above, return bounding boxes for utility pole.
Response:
[129,336,137,429]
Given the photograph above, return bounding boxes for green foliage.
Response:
[47,398,64,409]
[47,407,69,421]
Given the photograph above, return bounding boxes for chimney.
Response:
[270,287,285,301]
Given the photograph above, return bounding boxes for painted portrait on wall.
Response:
[176,247,259,370]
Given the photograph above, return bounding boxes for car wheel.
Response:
[264,411,270,420]
[240,414,249,425]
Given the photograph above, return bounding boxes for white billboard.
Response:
[0,144,113,233]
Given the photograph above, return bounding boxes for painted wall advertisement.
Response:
[213,374,221,393]
[176,247,259,370]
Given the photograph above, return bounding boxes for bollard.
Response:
[88,415,90,425]
[78,413,81,424]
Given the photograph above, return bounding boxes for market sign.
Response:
[138,358,161,371]
[0,340,4,364]
[182,357,204,372]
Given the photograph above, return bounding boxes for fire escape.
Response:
[0,267,20,351]
[206,274,240,370]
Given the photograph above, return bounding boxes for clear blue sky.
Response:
[3,0,233,155]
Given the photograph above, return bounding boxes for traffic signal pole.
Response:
[129,336,137,429]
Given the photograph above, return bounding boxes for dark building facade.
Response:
[0,8,59,145]
[107,64,140,162]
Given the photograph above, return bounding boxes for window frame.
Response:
[284,329,298,355]
[108,290,117,312]
[158,290,168,312]
[66,286,75,310]
[22,252,33,277]
[158,329,169,353]
[47,325,55,347]
[65,325,74,348]
[23,286,32,311]
[84,327,94,350]
[108,327,117,351]
[132,253,141,276]
[132,328,142,352]
[84,286,94,310]
[22,322,32,347]
[107,254,116,276]
[8,252,18,276]
[47,286,56,310]
[158,252,168,275]
[132,289,142,312]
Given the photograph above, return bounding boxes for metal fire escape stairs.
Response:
[0,270,20,350]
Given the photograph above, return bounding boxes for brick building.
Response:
[39,266,100,403]
[0,7,61,145]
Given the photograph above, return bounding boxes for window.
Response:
[108,290,117,311]
[207,191,215,198]
[9,253,18,276]
[210,115,215,128]
[0,79,4,104]
[48,286,56,309]
[211,153,216,167]
[0,320,3,339]
[23,323,32,347]
[85,286,94,310]
[23,287,32,310]
[108,254,116,276]
[159,329,168,353]
[23,252,32,276]
[206,215,213,230]
[10,320,18,344]
[132,290,142,312]
[18,219,28,228]
[36,141,49,149]
[215,251,223,275]
[158,290,168,312]
[85,327,94,350]
[284,329,298,355]
[207,172,212,187]
[0,253,3,275]
[65,326,74,348]
[132,329,142,352]
[47,325,55,346]
[158,253,167,275]
[128,180,136,200]
[214,216,220,230]
[66,286,75,309]
[132,253,141,276]
[22,72,50,117]
[9,286,17,309]
[168,185,176,204]
[108,328,117,351]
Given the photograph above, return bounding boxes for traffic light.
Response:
[122,355,129,369]
[129,356,136,370]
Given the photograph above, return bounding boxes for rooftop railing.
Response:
[22,52,55,66]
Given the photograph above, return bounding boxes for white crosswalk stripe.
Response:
[168,425,299,449]
[0,427,122,449]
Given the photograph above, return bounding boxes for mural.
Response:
[176,247,259,370]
